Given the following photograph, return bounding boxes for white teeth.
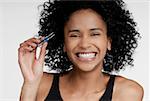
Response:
[78,53,95,58]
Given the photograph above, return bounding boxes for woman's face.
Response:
[64,9,111,72]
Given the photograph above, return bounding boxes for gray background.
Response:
[0,0,149,100]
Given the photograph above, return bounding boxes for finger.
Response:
[23,46,35,52]
[20,38,41,47]
[23,41,38,49]
[18,45,35,56]
[19,39,41,51]
[18,47,23,60]
[20,42,24,47]
[26,37,41,43]
[38,42,48,62]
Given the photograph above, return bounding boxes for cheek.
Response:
[64,40,78,62]
[64,39,78,52]
[94,38,108,48]
[94,39,109,56]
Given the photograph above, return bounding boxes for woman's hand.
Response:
[18,37,48,100]
[18,37,48,84]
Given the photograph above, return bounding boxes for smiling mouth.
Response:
[76,52,97,60]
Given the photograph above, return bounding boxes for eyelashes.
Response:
[69,33,101,37]
[90,33,101,36]
[69,34,79,37]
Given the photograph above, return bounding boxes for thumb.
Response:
[38,42,48,63]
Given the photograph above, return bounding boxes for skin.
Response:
[19,9,144,101]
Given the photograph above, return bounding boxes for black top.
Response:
[45,74,116,101]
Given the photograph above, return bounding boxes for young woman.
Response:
[18,0,144,101]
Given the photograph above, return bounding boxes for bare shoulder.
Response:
[114,75,144,101]
[36,72,54,100]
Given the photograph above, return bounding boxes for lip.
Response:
[75,52,97,62]
[76,52,97,55]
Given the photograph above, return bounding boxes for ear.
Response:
[107,37,112,51]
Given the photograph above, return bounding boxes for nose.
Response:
[78,36,91,49]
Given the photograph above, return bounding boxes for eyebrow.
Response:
[68,28,104,33]
[90,28,104,32]
[68,29,80,33]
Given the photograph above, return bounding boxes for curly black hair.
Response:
[38,0,140,73]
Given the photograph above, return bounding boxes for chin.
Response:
[73,63,101,73]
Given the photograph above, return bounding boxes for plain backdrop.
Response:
[0,0,149,101]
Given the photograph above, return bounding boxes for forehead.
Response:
[69,8,104,20]
[65,9,107,30]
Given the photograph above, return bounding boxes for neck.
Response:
[67,66,106,94]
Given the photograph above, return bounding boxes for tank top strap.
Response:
[45,74,63,101]
[99,75,116,101]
